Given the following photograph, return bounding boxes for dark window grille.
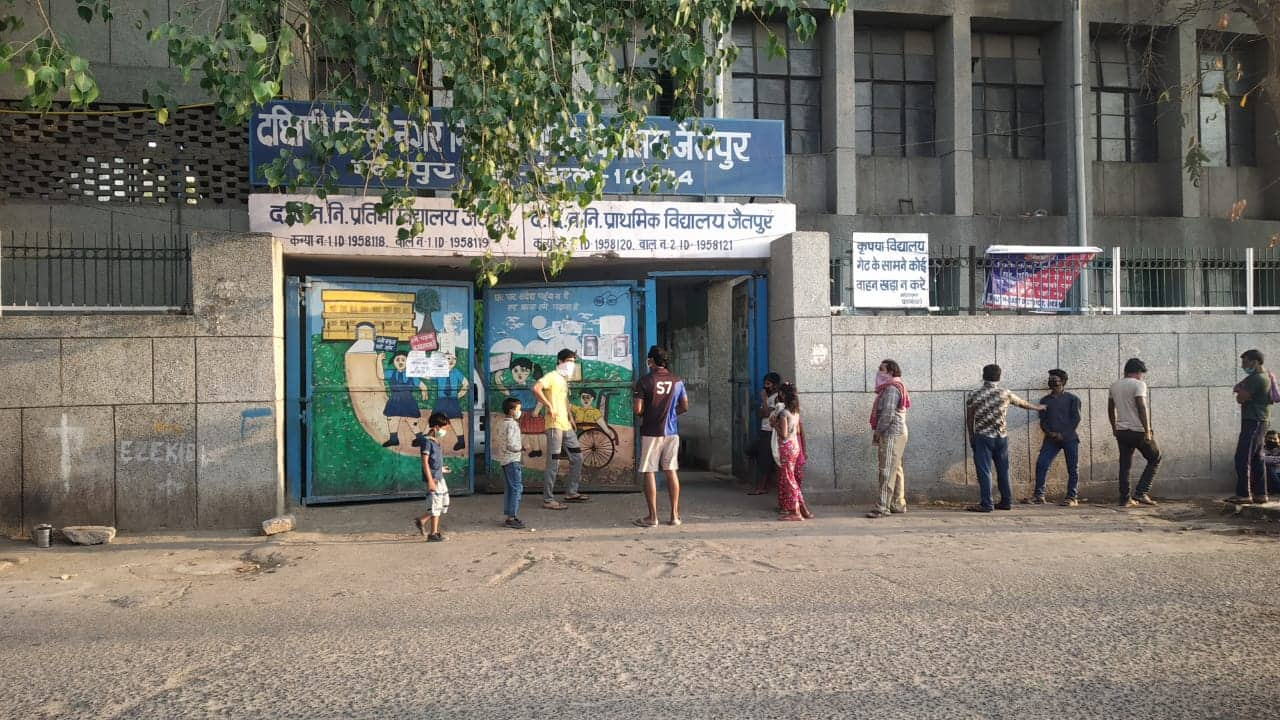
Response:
[1090,36,1157,162]
[0,231,191,312]
[731,19,822,153]
[855,28,935,157]
[972,33,1045,160]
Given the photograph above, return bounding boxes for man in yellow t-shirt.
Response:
[533,349,588,509]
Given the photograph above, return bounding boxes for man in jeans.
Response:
[965,364,1044,513]
[1109,358,1161,507]
[1227,349,1273,504]
[1030,369,1082,506]
[532,348,588,510]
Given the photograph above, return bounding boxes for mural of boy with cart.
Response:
[572,388,621,468]
[485,285,638,489]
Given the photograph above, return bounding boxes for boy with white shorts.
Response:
[631,346,688,527]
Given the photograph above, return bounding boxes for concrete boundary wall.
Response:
[0,233,284,535]
[770,232,1277,505]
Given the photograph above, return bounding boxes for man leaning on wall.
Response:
[1227,349,1274,505]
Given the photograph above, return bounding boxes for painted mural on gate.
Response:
[307,284,472,499]
[486,285,637,488]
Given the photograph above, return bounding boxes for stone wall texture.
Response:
[0,233,283,535]
[770,232,1279,506]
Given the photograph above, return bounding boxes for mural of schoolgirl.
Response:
[432,352,471,451]
[493,356,545,458]
[379,350,428,448]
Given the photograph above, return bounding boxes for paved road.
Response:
[2,481,1277,719]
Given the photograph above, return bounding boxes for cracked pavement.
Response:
[2,475,1278,719]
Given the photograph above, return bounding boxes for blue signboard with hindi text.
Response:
[249,100,786,197]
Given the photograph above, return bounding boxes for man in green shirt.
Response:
[1229,349,1273,504]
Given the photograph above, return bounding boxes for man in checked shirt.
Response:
[965,364,1045,513]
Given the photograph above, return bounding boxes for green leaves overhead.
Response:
[1,0,845,283]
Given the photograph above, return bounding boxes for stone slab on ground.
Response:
[261,514,295,536]
[1229,500,1280,523]
[61,526,117,545]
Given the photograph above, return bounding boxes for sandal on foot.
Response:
[543,500,568,510]
[666,518,682,526]
[564,494,591,503]
[632,517,658,528]
[778,513,803,522]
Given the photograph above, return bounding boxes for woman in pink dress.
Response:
[773,382,812,521]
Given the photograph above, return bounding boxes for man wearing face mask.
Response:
[533,348,588,509]
[1228,349,1274,504]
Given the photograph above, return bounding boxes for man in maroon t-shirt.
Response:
[632,346,688,528]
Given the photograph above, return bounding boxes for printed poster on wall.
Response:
[983,246,1101,311]
[484,285,637,489]
[851,233,929,309]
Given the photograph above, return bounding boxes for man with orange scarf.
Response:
[867,359,910,519]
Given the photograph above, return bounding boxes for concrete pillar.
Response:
[1165,25,1202,218]
[824,11,858,215]
[937,13,974,216]
[706,278,735,473]
[190,232,286,526]
[769,232,834,494]
[1045,21,1090,244]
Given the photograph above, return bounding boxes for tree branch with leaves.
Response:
[1,0,845,283]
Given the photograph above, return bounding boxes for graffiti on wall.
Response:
[486,285,636,487]
[308,284,472,499]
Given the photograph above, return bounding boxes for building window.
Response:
[730,20,822,153]
[972,33,1044,160]
[855,28,935,157]
[1090,36,1157,162]
[1198,43,1257,167]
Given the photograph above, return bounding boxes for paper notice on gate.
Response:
[405,351,430,378]
[424,353,451,378]
[598,315,626,335]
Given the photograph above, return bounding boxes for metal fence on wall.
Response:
[0,231,192,313]
[831,243,1280,315]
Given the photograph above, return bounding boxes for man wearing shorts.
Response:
[632,346,688,527]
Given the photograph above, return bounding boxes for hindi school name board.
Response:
[248,194,796,260]
[249,101,786,197]
[851,233,929,309]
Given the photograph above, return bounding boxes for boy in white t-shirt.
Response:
[1108,358,1162,507]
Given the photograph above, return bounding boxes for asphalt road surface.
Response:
[2,480,1277,719]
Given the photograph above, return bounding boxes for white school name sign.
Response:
[249,194,796,260]
[851,232,930,309]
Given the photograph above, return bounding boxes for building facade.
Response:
[1,1,1278,531]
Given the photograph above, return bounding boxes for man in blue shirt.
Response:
[631,346,688,528]
[1030,369,1082,506]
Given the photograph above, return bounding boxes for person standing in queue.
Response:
[533,349,589,510]
[748,372,782,496]
[631,346,688,528]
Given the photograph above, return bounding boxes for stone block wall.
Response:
[770,231,1278,505]
[0,233,284,535]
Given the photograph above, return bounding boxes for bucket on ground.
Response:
[33,524,52,548]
